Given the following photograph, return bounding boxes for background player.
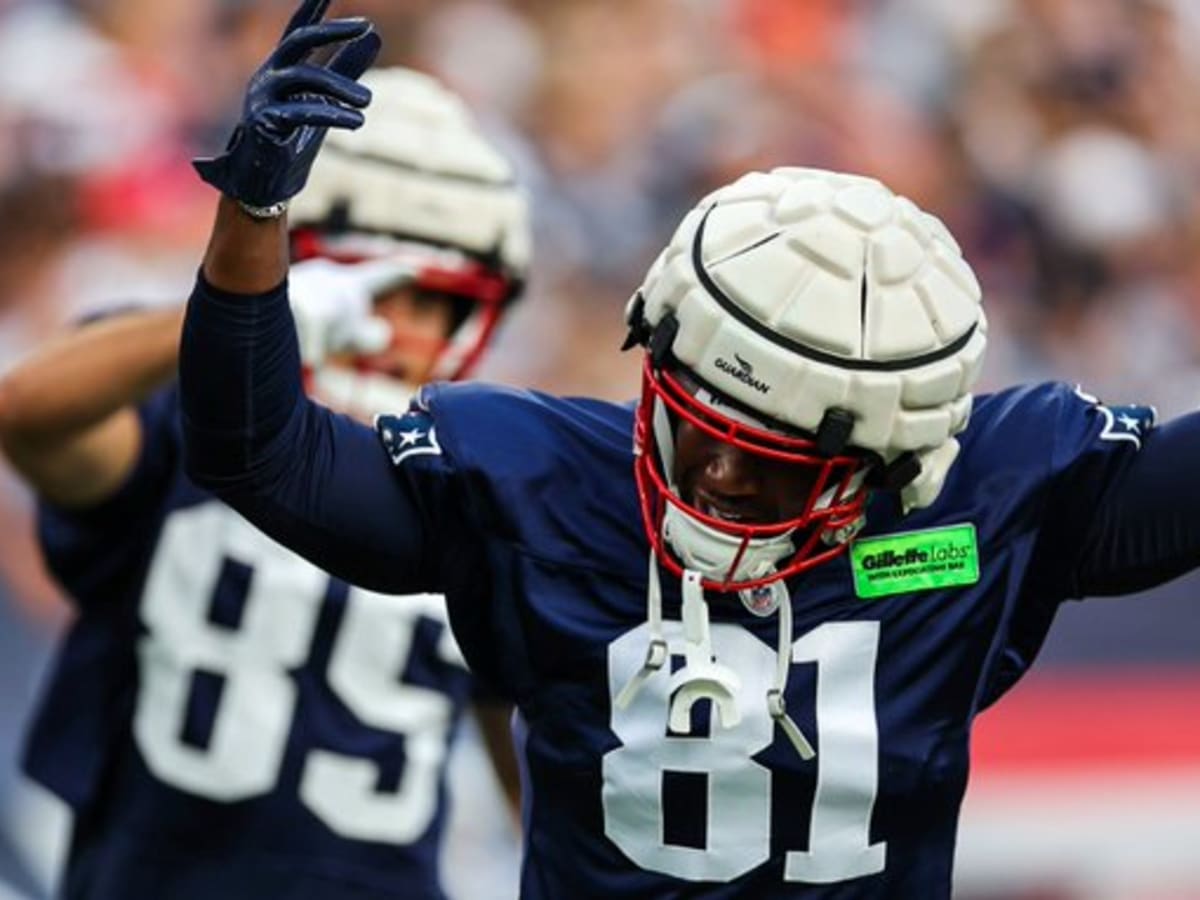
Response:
[176,3,1200,897]
[0,63,528,899]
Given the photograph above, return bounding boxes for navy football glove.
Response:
[193,0,381,214]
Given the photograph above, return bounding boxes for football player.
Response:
[178,2,1200,898]
[0,61,528,899]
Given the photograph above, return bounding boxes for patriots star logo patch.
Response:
[375,411,442,465]
[1074,386,1157,450]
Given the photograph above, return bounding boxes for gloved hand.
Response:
[289,258,414,367]
[193,0,381,214]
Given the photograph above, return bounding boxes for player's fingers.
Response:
[267,64,372,108]
[258,102,366,134]
[328,30,382,83]
[274,19,371,67]
[280,0,332,40]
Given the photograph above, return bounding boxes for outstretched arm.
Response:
[1028,402,1200,599]
[181,5,435,593]
[1073,412,1200,596]
[0,307,182,508]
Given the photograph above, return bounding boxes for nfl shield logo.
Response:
[740,583,783,617]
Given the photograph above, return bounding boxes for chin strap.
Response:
[766,580,815,760]
[615,556,817,763]
[614,554,669,711]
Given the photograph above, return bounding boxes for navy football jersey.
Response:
[363,379,1152,899]
[24,385,478,900]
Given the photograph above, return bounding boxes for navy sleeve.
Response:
[1028,395,1200,598]
[1067,411,1200,595]
[37,386,179,604]
[179,272,453,594]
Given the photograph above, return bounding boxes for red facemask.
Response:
[634,358,872,591]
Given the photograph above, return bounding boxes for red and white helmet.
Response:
[288,67,530,385]
[626,167,986,592]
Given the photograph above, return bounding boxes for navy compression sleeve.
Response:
[179,273,430,593]
[1073,412,1200,596]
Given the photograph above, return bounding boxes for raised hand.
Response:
[193,0,381,216]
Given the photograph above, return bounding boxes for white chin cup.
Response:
[662,504,795,583]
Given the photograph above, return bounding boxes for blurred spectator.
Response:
[412,1,543,120]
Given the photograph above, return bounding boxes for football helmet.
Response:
[625,167,986,592]
[289,67,530,386]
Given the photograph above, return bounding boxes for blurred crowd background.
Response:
[0,0,1199,897]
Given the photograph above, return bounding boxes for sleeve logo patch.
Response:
[376,411,442,466]
[1073,386,1157,450]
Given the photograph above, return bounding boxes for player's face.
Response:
[672,419,820,526]
[354,285,456,385]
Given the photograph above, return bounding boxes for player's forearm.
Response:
[184,195,296,475]
[202,196,289,295]
[179,267,302,488]
[183,194,304,485]
[0,307,182,505]
[0,307,182,440]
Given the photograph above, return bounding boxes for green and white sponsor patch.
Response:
[849,523,979,599]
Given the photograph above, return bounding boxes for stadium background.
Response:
[0,0,1198,896]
